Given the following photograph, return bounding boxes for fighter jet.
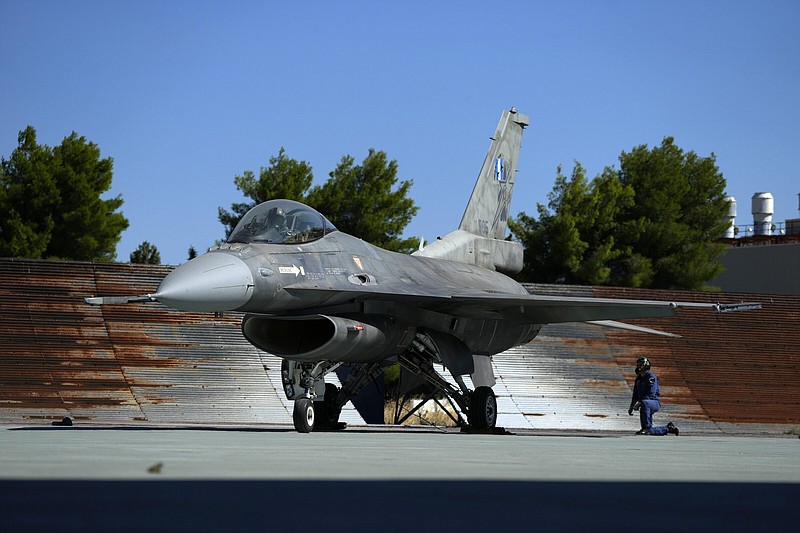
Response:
[86,109,758,432]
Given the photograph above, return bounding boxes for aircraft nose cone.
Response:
[155,253,254,312]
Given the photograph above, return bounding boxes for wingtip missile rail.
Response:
[713,302,763,313]
[84,295,156,305]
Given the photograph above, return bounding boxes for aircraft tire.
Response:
[293,399,315,433]
[469,386,497,429]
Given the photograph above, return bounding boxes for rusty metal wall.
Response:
[592,285,800,432]
[0,258,364,426]
[1,258,798,432]
[483,284,799,433]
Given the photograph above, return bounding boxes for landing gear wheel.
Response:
[293,399,315,433]
[469,386,497,429]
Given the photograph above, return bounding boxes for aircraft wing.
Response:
[450,293,701,323]
[436,293,752,324]
[283,286,760,324]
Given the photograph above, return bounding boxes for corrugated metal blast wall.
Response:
[0,258,364,427]
[486,284,800,433]
[1,258,798,433]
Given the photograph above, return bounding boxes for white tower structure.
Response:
[723,196,736,238]
[751,192,774,236]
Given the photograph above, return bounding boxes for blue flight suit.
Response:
[631,370,669,436]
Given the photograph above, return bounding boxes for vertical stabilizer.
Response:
[413,109,529,274]
[458,108,529,239]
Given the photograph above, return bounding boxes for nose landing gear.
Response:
[283,359,383,432]
[292,398,315,433]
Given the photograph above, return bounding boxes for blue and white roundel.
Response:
[494,156,506,182]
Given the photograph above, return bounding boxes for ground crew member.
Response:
[628,357,680,436]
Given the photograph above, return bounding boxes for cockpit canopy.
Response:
[228,199,337,245]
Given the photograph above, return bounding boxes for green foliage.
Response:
[0,127,55,258]
[306,149,418,253]
[509,163,633,285]
[510,138,728,290]
[0,126,128,261]
[130,241,161,264]
[187,245,198,260]
[219,147,418,252]
[615,137,728,289]
[218,147,314,238]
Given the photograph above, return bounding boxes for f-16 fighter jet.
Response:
[86,109,758,432]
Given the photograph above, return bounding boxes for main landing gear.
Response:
[281,332,501,433]
[469,385,498,429]
[396,335,499,431]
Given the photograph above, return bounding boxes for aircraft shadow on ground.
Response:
[1,479,796,533]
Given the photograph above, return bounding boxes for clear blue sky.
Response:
[2,1,798,265]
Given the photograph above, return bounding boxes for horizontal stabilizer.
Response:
[84,295,155,305]
[587,320,681,338]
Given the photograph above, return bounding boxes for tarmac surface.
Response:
[2,424,798,532]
